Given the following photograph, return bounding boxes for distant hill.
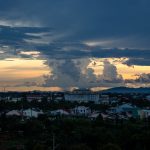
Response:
[101,87,150,94]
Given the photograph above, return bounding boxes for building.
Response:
[71,106,91,116]
[109,103,139,118]
[9,97,22,103]
[26,95,43,102]
[49,109,70,116]
[6,110,21,117]
[88,112,100,120]
[52,92,64,101]
[64,89,99,103]
[146,95,150,101]
[99,95,110,104]
[109,103,135,113]
[139,109,150,119]
[23,109,43,118]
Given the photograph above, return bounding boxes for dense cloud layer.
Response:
[0,26,150,65]
[0,0,150,42]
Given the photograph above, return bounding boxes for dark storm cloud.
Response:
[0,0,150,40]
[0,0,150,45]
[0,25,51,43]
[0,0,150,50]
[0,25,150,66]
[92,48,150,66]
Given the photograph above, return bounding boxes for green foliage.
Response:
[1,98,150,150]
[33,143,45,150]
[101,143,121,150]
[69,144,91,150]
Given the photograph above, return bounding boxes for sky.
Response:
[0,0,150,91]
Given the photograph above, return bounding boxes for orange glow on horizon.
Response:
[0,57,150,91]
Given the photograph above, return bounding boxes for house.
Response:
[139,109,150,119]
[6,110,21,117]
[26,95,43,102]
[0,96,11,101]
[109,103,139,118]
[100,113,109,120]
[109,97,119,105]
[146,95,150,101]
[52,92,64,101]
[109,103,136,113]
[10,97,22,103]
[71,106,91,116]
[99,95,110,104]
[23,109,43,118]
[49,109,70,116]
[88,112,100,120]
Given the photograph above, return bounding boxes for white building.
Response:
[71,106,91,116]
[6,110,21,117]
[64,89,99,103]
[139,109,150,119]
[146,95,150,101]
[50,109,70,116]
[9,97,22,103]
[23,109,43,118]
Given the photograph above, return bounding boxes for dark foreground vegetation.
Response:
[1,115,150,150]
[1,92,150,150]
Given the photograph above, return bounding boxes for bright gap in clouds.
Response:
[0,58,49,87]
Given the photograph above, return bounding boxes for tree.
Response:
[69,144,91,150]
[33,143,45,150]
[101,143,121,150]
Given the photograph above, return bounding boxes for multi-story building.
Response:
[64,89,99,103]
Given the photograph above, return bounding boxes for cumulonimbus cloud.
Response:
[42,59,124,88]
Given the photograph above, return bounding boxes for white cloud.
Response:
[101,59,123,82]
[0,19,41,27]
[42,58,124,89]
